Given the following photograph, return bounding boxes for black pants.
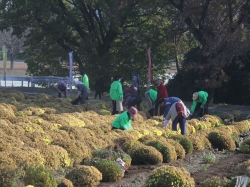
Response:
[192,102,208,119]
[71,96,81,105]
[154,98,164,116]
[112,100,118,115]
[95,91,102,99]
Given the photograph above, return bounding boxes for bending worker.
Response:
[57,81,67,98]
[190,91,208,120]
[159,97,190,135]
[71,80,89,104]
[111,107,138,130]
[144,88,157,117]
[123,93,142,111]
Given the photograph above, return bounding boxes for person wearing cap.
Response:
[80,70,90,99]
[159,97,190,135]
[71,79,89,104]
[190,91,209,119]
[123,93,142,111]
[144,88,157,117]
[110,75,123,115]
[154,77,169,116]
[56,81,68,98]
[131,71,141,95]
[111,107,138,130]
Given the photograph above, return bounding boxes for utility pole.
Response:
[2,45,7,86]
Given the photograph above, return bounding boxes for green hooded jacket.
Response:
[112,111,132,130]
[191,91,208,113]
[81,74,89,89]
[110,80,123,101]
[148,89,157,102]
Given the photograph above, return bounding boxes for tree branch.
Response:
[199,0,211,29]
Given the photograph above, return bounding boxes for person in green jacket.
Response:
[190,91,208,119]
[144,88,157,117]
[80,70,90,99]
[110,75,123,115]
[111,107,138,130]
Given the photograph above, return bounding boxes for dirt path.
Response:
[192,153,250,186]
[97,152,250,187]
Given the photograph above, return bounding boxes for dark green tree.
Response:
[167,0,250,102]
[0,0,184,87]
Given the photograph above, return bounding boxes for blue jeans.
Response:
[172,116,186,135]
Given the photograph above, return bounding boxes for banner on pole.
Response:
[147,48,152,85]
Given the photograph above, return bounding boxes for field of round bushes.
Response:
[0,89,250,187]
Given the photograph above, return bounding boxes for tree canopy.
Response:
[1,0,250,104]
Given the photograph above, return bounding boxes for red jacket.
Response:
[157,82,168,99]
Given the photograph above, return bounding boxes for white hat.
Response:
[156,76,162,81]
[192,93,198,100]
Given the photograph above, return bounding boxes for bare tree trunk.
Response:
[174,35,180,72]
[10,53,14,69]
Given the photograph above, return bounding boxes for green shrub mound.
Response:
[57,178,74,187]
[208,131,236,151]
[165,139,186,159]
[115,137,138,152]
[92,147,132,169]
[170,135,193,154]
[234,159,250,177]
[188,131,212,150]
[23,165,57,187]
[128,143,163,165]
[0,165,22,187]
[146,140,176,163]
[239,138,250,154]
[199,176,234,187]
[65,165,102,187]
[233,120,250,134]
[145,165,195,187]
[84,158,124,182]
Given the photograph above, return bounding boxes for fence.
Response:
[0,76,70,88]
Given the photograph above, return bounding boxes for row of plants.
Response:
[0,90,250,186]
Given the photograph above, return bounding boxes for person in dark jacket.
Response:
[123,86,136,97]
[94,77,104,99]
[71,79,89,105]
[123,93,142,111]
[154,77,169,116]
[111,107,138,130]
[190,91,209,120]
[131,71,141,95]
[56,81,67,98]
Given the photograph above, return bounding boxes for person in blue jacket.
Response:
[159,97,190,135]
[111,107,138,130]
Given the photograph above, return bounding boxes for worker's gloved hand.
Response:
[200,105,204,109]
[163,120,169,127]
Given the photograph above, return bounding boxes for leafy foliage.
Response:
[65,165,102,187]
[145,166,195,187]
[23,165,57,187]
[84,158,124,182]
